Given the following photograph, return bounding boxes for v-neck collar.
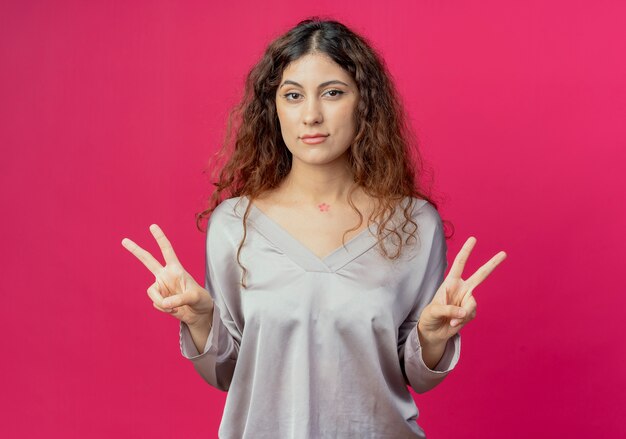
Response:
[229,196,388,273]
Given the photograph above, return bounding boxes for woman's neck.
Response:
[278,160,358,205]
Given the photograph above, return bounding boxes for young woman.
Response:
[122,18,506,438]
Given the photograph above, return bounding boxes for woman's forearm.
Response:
[187,306,214,354]
[417,326,448,370]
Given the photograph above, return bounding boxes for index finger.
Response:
[149,224,180,265]
[466,251,507,288]
[121,237,164,275]
[447,236,477,280]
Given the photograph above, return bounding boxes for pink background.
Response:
[2,1,624,437]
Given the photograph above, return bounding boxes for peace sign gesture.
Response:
[418,237,507,344]
[121,224,214,327]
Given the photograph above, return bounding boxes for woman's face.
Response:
[275,53,359,168]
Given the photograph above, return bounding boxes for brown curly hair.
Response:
[196,17,453,287]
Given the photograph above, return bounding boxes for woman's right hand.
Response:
[121,224,214,327]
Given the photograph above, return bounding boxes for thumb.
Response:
[427,303,467,321]
[162,291,197,309]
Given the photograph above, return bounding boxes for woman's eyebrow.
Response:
[279,80,350,89]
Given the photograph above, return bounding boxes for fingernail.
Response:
[162,299,170,307]
[458,309,466,317]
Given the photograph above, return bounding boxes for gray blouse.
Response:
[179,196,461,438]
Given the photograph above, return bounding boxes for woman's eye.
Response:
[284,92,301,100]
[325,89,344,97]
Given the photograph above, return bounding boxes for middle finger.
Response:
[122,238,164,275]
[465,251,507,288]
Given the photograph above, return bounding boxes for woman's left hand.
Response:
[418,237,507,344]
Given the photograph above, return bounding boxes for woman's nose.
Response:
[302,98,323,125]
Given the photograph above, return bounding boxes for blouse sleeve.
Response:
[397,204,461,394]
[178,203,243,391]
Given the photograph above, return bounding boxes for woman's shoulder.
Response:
[209,195,250,218]
[398,197,446,259]
[399,196,443,231]
[204,197,249,253]
[206,196,248,232]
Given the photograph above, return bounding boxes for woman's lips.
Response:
[300,136,328,145]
